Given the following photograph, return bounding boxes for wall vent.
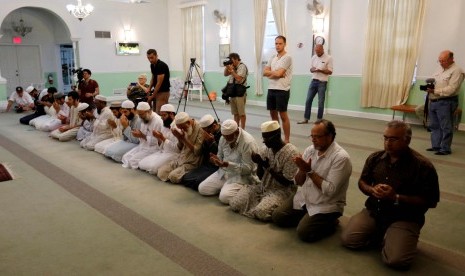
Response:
[94,31,111,39]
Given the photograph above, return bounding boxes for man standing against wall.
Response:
[298,44,333,124]
[147,49,171,114]
[263,35,293,143]
[426,50,464,155]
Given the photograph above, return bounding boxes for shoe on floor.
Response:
[297,120,309,124]
[435,151,451,155]
[426,147,440,152]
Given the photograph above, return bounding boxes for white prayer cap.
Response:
[175,112,190,124]
[199,114,215,128]
[221,119,238,135]
[137,102,151,111]
[25,86,35,93]
[77,102,89,112]
[110,101,122,108]
[95,95,107,102]
[160,104,175,113]
[38,89,49,101]
[261,121,280,133]
[121,100,135,109]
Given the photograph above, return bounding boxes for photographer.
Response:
[425,50,464,155]
[77,69,100,105]
[127,74,150,105]
[223,53,248,129]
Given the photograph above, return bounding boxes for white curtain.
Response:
[253,0,269,96]
[271,0,287,37]
[361,0,426,108]
[182,5,204,79]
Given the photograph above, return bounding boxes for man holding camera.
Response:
[426,50,464,155]
[223,53,248,129]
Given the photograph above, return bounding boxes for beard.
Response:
[127,113,135,120]
[163,117,173,128]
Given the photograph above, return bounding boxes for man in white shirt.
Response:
[263,35,293,143]
[80,95,115,150]
[138,104,180,175]
[198,119,259,205]
[4,86,34,113]
[50,91,84,142]
[104,100,141,163]
[298,44,333,124]
[272,119,352,242]
[121,102,163,169]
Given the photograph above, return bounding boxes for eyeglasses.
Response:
[383,136,402,142]
[310,134,328,139]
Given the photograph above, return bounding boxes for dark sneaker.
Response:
[426,148,440,152]
[435,151,451,155]
[297,120,309,124]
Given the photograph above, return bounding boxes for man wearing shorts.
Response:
[264,35,293,143]
[224,53,248,129]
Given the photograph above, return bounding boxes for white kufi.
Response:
[221,119,238,135]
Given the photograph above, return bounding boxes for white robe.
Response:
[81,107,115,150]
[138,123,180,174]
[121,112,163,169]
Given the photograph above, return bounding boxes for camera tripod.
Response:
[176,58,220,122]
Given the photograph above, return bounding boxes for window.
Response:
[262,0,278,65]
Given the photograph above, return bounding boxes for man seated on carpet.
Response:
[105,100,141,163]
[230,121,299,221]
[341,120,439,270]
[198,119,259,204]
[76,103,95,142]
[121,102,163,169]
[81,95,115,150]
[4,86,34,113]
[34,92,69,132]
[182,114,222,191]
[50,91,84,142]
[157,112,204,184]
[138,104,180,175]
[272,119,352,243]
[20,88,49,125]
[94,102,123,154]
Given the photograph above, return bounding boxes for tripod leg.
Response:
[194,63,221,122]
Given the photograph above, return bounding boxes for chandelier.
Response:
[66,0,94,21]
[12,18,33,37]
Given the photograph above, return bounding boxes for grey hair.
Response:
[386,120,412,138]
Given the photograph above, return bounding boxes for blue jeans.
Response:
[428,98,458,153]
[304,79,327,120]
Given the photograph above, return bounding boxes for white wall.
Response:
[0,0,169,74]
[1,0,465,81]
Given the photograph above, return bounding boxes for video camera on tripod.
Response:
[72,68,84,84]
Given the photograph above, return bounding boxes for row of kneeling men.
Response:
[18,92,440,271]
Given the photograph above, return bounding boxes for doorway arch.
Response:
[0,6,76,95]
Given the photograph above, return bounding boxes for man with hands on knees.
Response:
[341,120,439,270]
[272,119,352,242]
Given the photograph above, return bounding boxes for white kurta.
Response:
[121,112,163,169]
[138,124,180,174]
[81,107,115,150]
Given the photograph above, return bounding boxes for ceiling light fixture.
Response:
[66,0,94,21]
[12,17,33,37]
